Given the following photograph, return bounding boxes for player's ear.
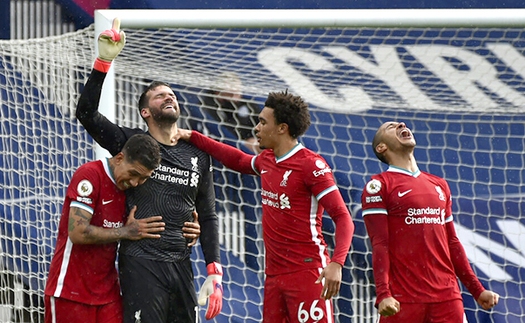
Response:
[375,142,387,154]
[140,108,150,118]
[114,152,125,165]
[278,123,288,134]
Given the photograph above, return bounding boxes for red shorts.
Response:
[379,298,465,323]
[44,296,122,323]
[263,268,334,323]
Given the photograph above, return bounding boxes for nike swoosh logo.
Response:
[261,170,268,174]
[398,189,412,197]
[102,199,113,205]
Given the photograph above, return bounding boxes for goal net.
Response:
[1,8,524,322]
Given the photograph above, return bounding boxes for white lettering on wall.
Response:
[406,45,525,109]
[257,47,372,113]
[257,43,525,112]
[324,45,440,110]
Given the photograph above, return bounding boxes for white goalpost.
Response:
[1,8,525,322]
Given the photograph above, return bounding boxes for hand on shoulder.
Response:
[172,128,193,144]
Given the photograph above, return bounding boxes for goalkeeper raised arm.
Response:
[76,18,223,322]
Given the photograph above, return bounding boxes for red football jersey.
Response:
[189,131,353,278]
[253,144,340,276]
[45,159,126,305]
[361,166,463,304]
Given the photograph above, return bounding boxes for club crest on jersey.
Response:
[280,170,292,187]
[435,186,445,201]
[134,310,142,323]
[191,157,199,172]
[77,180,93,197]
[366,179,381,194]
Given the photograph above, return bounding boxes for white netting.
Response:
[1,19,524,322]
[0,29,95,321]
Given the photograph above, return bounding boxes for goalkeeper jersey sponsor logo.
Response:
[151,163,200,187]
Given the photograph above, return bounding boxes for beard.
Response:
[151,108,180,124]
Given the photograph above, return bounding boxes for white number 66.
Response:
[297,300,324,322]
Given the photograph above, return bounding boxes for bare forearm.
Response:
[72,225,125,244]
[68,206,131,244]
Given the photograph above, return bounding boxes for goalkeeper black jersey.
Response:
[120,139,216,261]
[76,70,220,264]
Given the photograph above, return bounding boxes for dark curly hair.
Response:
[264,90,311,139]
[122,134,161,170]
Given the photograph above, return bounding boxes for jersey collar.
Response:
[276,143,304,163]
[387,165,421,177]
[102,158,117,185]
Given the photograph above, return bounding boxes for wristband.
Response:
[93,58,112,73]
[207,262,223,276]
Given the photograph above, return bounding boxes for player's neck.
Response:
[272,138,299,158]
[147,122,179,146]
[389,154,418,173]
[107,157,117,179]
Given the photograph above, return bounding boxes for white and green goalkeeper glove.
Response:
[198,262,223,320]
[94,17,126,73]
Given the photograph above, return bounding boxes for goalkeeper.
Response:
[361,121,499,322]
[76,19,223,322]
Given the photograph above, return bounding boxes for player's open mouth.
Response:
[398,128,411,139]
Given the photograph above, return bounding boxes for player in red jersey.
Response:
[177,90,355,322]
[45,134,173,323]
[361,121,499,322]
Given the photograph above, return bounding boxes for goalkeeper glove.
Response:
[198,262,223,320]
[94,17,126,73]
